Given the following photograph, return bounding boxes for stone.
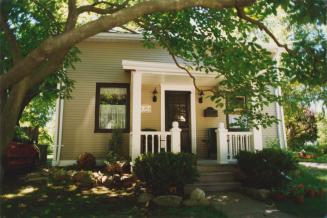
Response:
[137,193,154,203]
[190,188,206,201]
[198,198,211,206]
[153,195,182,207]
[182,199,197,207]
[257,189,271,200]
[242,187,271,200]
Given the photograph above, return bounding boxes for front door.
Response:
[165,91,191,153]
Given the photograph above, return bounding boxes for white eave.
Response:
[122,60,217,77]
[86,32,142,42]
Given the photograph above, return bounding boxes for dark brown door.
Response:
[165,91,191,153]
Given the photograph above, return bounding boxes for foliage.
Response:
[133,152,198,195]
[317,115,327,145]
[76,153,96,170]
[104,151,120,165]
[1,0,326,152]
[13,126,33,144]
[108,130,123,154]
[285,107,318,149]
[236,148,298,189]
[141,1,327,128]
[274,167,327,217]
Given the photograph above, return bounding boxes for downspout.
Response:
[53,84,64,166]
[274,49,288,149]
[274,88,287,149]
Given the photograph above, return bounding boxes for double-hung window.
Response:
[95,83,130,132]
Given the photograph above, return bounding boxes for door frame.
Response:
[160,84,197,154]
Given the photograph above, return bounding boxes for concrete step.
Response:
[197,172,235,183]
[185,182,241,193]
[197,164,237,173]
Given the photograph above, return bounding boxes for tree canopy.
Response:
[0,0,326,151]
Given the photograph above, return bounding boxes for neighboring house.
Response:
[52,32,287,166]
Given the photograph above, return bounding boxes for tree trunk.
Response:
[0,79,30,154]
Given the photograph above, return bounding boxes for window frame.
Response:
[94,83,130,133]
[226,96,249,132]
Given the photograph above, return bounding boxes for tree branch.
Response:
[65,0,78,31]
[77,1,130,15]
[0,11,22,63]
[120,25,139,34]
[235,7,294,54]
[0,0,255,91]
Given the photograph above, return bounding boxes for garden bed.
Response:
[273,166,327,217]
[0,167,226,218]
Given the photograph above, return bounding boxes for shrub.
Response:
[303,145,323,155]
[236,148,298,189]
[76,152,96,170]
[133,152,198,195]
[104,151,120,165]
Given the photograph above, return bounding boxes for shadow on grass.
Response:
[1,170,226,218]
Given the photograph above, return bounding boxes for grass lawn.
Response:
[274,166,327,218]
[0,170,226,218]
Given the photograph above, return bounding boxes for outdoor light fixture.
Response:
[152,88,158,102]
[199,90,204,103]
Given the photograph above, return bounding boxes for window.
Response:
[95,83,130,132]
[226,96,248,131]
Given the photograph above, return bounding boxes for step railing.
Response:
[216,122,263,164]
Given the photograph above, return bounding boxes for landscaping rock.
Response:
[241,187,271,201]
[137,193,154,203]
[153,195,182,207]
[190,188,206,201]
[182,199,197,207]
[257,189,270,200]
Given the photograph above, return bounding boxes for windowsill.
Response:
[94,128,130,133]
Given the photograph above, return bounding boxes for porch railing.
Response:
[216,122,263,164]
[130,121,181,160]
[140,131,171,154]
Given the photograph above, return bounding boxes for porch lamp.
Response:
[198,90,204,103]
[152,88,158,102]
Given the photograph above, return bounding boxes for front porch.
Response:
[123,60,263,163]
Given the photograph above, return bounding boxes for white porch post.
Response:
[131,71,142,160]
[216,122,228,164]
[170,121,181,153]
[252,126,263,151]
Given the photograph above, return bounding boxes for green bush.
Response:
[133,152,198,195]
[236,148,298,189]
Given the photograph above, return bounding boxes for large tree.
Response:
[0,0,326,153]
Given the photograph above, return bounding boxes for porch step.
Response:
[197,164,237,173]
[186,162,241,193]
[198,172,235,183]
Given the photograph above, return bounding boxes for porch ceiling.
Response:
[122,60,221,87]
